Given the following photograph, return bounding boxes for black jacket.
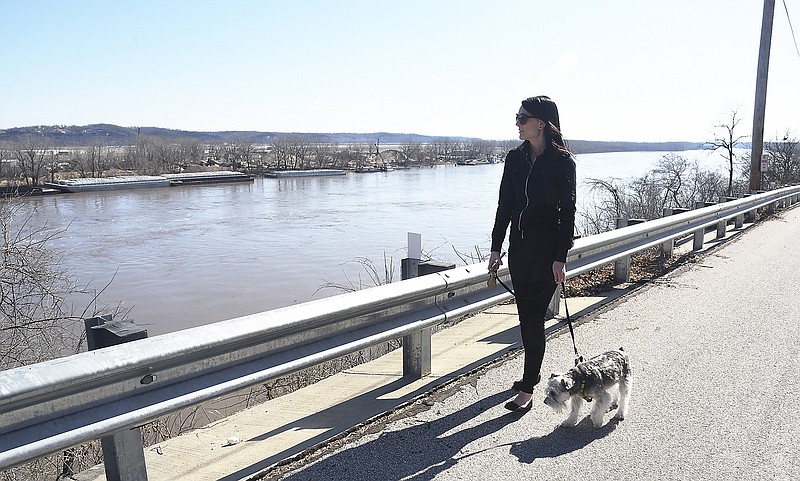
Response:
[490,140,576,262]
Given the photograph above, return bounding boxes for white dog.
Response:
[543,348,631,428]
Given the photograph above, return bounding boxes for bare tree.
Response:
[133,135,159,175]
[270,138,292,170]
[690,166,729,202]
[400,140,423,164]
[582,177,625,234]
[709,110,746,196]
[180,139,204,167]
[268,137,313,170]
[344,143,368,169]
[463,139,494,162]
[156,140,185,173]
[420,143,440,165]
[204,142,224,166]
[627,173,667,220]
[311,142,332,168]
[430,137,458,163]
[0,142,13,181]
[498,139,519,155]
[0,203,85,368]
[70,143,110,178]
[653,153,690,208]
[764,131,800,186]
[288,138,311,170]
[10,135,52,186]
[329,143,363,169]
[223,140,255,170]
[129,136,188,175]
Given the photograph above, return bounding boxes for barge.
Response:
[265,169,346,178]
[164,171,253,185]
[44,171,252,193]
[45,175,170,193]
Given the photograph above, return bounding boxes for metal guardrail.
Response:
[568,187,799,277]
[1,185,799,472]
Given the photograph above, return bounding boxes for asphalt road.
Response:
[270,207,800,481]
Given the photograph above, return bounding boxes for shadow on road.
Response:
[509,417,620,464]
[277,390,619,481]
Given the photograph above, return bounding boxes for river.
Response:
[12,149,725,335]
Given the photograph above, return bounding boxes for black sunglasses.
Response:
[515,113,536,125]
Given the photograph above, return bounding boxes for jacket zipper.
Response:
[517,153,534,239]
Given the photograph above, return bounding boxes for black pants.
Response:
[508,244,558,394]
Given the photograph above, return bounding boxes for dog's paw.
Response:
[590,410,606,428]
[560,418,578,428]
[613,412,626,421]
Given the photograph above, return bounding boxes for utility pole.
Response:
[750,0,776,192]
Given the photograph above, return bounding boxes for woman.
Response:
[488,95,576,412]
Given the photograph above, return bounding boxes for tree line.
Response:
[0,135,517,187]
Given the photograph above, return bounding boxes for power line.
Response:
[783,0,800,60]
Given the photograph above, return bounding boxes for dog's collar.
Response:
[579,379,593,402]
[576,364,593,402]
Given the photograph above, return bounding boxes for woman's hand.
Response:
[552,260,566,284]
[488,251,503,274]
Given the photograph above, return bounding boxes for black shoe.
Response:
[504,399,532,413]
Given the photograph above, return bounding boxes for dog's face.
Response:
[543,373,575,412]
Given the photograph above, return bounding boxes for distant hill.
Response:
[568,140,706,154]
[0,124,473,147]
[0,124,705,153]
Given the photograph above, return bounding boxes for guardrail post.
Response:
[403,327,432,379]
[767,199,776,214]
[734,195,745,228]
[401,232,432,379]
[401,258,455,379]
[716,196,728,239]
[613,218,630,282]
[84,315,149,481]
[744,192,758,222]
[402,260,453,378]
[661,208,676,257]
[401,257,419,279]
[693,201,706,250]
[613,218,644,282]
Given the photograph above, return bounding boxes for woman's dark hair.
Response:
[545,122,570,155]
[521,95,571,155]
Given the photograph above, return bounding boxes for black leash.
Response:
[560,282,584,366]
[489,269,584,366]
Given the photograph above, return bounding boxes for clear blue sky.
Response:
[2,1,799,142]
